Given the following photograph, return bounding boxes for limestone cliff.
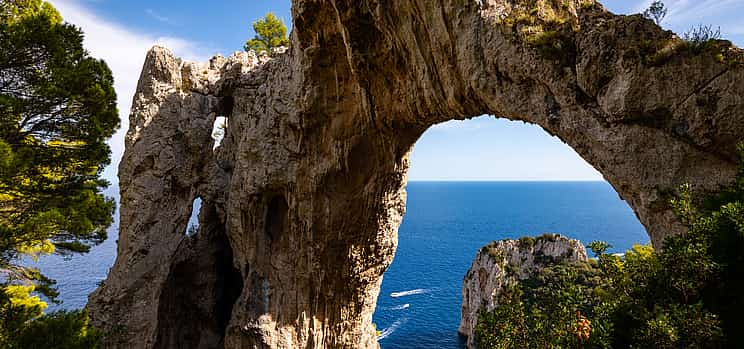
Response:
[88,0,744,348]
[459,235,588,348]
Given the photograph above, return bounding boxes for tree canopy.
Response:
[244,12,289,54]
[0,1,118,345]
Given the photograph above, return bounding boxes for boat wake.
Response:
[389,303,410,310]
[390,288,431,298]
[377,318,407,340]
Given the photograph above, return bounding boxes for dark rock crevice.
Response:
[89,1,744,347]
[154,201,243,349]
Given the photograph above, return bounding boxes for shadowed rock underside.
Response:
[88,0,744,348]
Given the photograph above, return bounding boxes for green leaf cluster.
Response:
[0,285,102,348]
[244,13,289,55]
[475,260,614,348]
[0,1,117,346]
[1,0,62,25]
[0,0,118,271]
[476,144,744,348]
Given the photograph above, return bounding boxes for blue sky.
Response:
[49,0,744,183]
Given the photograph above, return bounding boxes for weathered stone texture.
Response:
[88,0,744,348]
[459,235,588,348]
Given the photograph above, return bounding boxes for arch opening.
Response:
[155,199,243,348]
[185,197,202,236]
[373,116,649,348]
[212,116,228,150]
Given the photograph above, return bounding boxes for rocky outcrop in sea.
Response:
[459,234,588,348]
[87,0,744,347]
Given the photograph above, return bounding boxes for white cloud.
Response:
[48,0,210,189]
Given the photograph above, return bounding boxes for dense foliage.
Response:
[475,261,611,348]
[244,12,289,55]
[475,145,744,348]
[0,0,118,277]
[0,0,118,347]
[0,285,101,348]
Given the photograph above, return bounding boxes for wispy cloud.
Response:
[632,0,744,44]
[633,0,732,16]
[665,0,737,25]
[48,0,212,188]
[145,8,174,25]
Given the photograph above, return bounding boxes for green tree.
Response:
[0,0,118,346]
[244,12,289,55]
[643,1,667,26]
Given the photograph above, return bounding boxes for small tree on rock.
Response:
[244,13,289,55]
[643,1,667,26]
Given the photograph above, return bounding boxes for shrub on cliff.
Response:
[668,143,744,347]
[476,241,722,348]
[475,261,613,348]
[475,144,744,348]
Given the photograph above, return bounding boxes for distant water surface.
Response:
[373,181,648,349]
[32,181,648,348]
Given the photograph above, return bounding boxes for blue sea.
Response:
[33,181,648,348]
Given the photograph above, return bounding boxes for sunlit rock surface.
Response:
[88,0,744,347]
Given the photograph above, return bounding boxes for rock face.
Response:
[88,0,744,348]
[459,235,588,348]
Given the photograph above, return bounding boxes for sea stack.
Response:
[459,235,588,348]
[88,0,744,347]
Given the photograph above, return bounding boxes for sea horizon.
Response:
[374,181,647,348]
[30,181,647,349]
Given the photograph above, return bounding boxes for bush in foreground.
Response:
[475,145,744,348]
[1,1,116,347]
[0,284,101,348]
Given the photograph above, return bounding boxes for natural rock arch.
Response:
[89,0,743,348]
